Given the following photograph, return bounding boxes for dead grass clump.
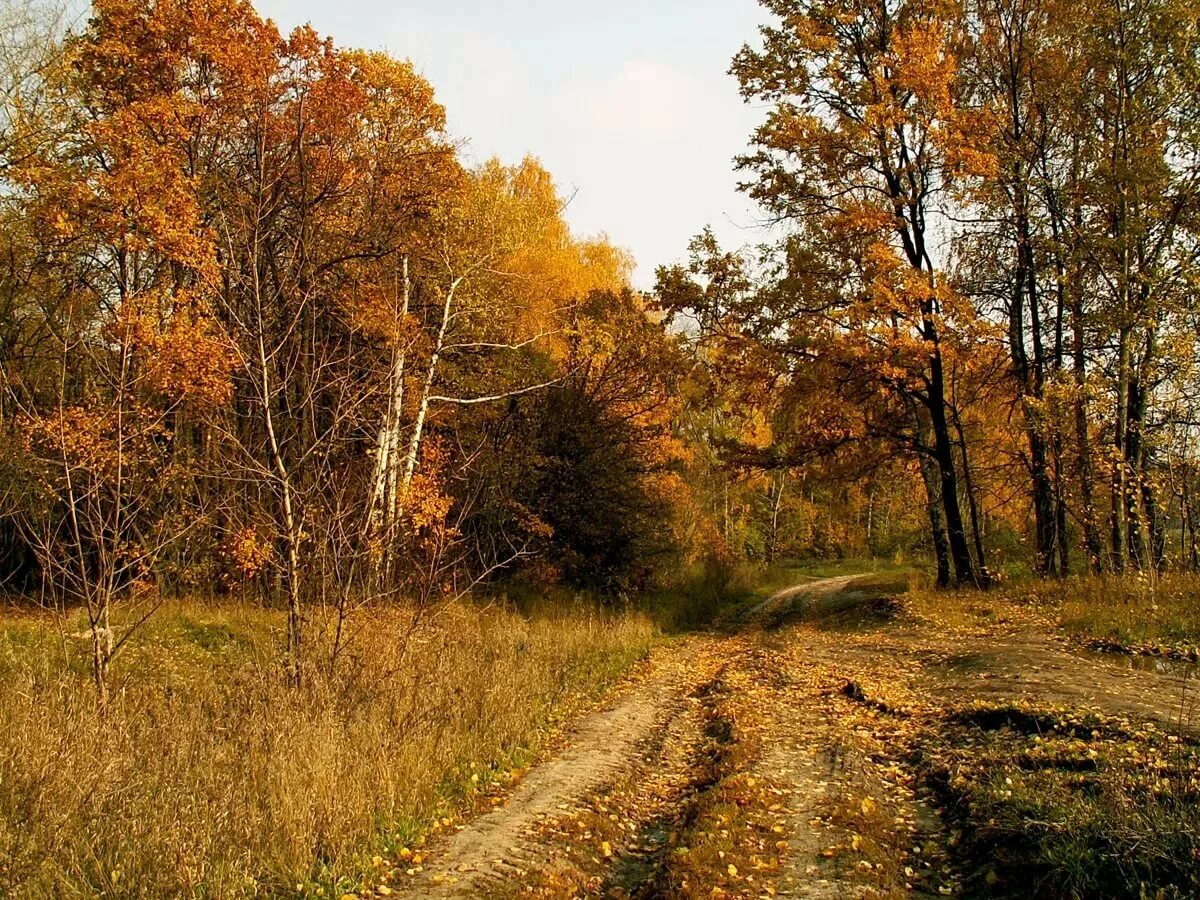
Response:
[0,598,652,897]
[907,572,1200,652]
[905,583,1056,634]
[1050,573,1200,651]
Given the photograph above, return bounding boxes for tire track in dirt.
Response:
[399,576,927,898]
[400,573,1198,898]
[731,584,953,899]
[746,575,863,629]
[749,630,955,899]
[400,634,728,898]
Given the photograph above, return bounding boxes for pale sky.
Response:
[254,0,771,287]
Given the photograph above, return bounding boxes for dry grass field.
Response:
[0,597,653,897]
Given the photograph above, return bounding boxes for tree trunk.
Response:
[255,267,303,683]
[927,353,982,587]
[89,595,112,711]
[1143,471,1165,572]
[1053,434,1070,577]
[951,406,989,580]
[865,480,875,556]
[768,471,786,564]
[1010,192,1057,576]
[1110,324,1131,571]
[1069,275,1103,573]
[1029,430,1057,575]
[400,276,460,496]
[367,257,411,565]
[1124,370,1149,569]
[1184,472,1199,570]
[918,448,951,588]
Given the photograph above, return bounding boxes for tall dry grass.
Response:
[0,597,653,897]
[1045,572,1200,648]
[907,571,1200,649]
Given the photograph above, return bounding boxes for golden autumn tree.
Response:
[660,0,1200,583]
[0,0,662,680]
[1069,0,1200,574]
[953,0,1085,577]
[951,0,1200,576]
[5,0,238,700]
[189,13,459,671]
[0,0,468,682]
[659,0,997,585]
[365,157,632,584]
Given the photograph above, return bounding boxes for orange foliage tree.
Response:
[0,0,658,693]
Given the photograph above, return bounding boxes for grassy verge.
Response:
[0,596,653,897]
[919,701,1200,899]
[905,582,1058,634]
[907,572,1200,655]
[902,572,1200,897]
[1053,574,1200,654]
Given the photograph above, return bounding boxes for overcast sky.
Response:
[253,0,771,287]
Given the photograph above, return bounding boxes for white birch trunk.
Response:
[399,276,460,496]
[367,257,410,541]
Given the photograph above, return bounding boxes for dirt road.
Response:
[406,633,728,896]
[397,575,1194,899]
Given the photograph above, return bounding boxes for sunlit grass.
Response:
[906,572,1200,650]
[1051,574,1200,649]
[0,596,653,897]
